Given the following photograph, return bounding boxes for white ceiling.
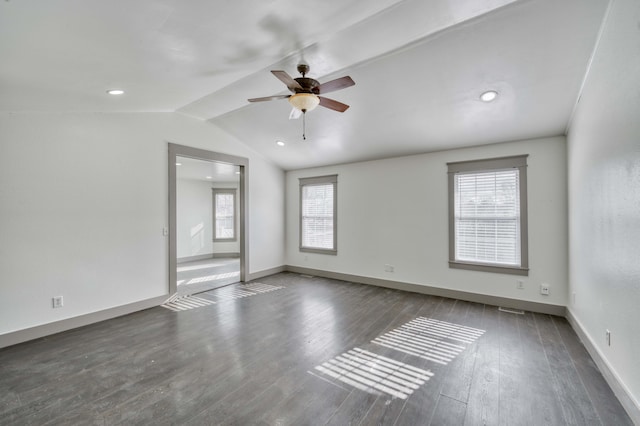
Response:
[0,0,608,170]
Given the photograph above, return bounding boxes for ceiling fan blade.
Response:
[289,108,302,120]
[317,76,355,94]
[271,70,302,90]
[318,96,350,112]
[248,94,290,102]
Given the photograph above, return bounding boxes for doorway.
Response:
[168,143,248,296]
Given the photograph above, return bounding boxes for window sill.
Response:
[300,247,337,255]
[449,260,529,276]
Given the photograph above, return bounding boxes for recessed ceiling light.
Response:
[276,140,285,146]
[206,176,212,179]
[107,89,124,95]
[480,90,498,102]
[175,162,182,166]
[235,171,241,175]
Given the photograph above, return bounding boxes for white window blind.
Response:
[447,155,528,276]
[454,170,520,266]
[300,175,337,253]
[213,190,236,241]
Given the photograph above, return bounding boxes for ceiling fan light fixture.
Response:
[288,93,320,112]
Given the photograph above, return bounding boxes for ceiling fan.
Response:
[248,63,355,139]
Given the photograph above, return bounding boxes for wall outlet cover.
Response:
[52,296,64,308]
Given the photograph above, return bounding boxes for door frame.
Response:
[168,143,249,295]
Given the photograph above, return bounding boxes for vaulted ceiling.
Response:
[0,0,608,169]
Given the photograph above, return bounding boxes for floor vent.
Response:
[161,295,216,312]
[498,307,525,315]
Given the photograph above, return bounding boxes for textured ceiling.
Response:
[0,0,608,169]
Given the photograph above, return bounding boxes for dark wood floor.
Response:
[0,273,633,425]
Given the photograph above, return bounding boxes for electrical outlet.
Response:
[516,280,524,290]
[384,264,395,273]
[52,296,64,309]
[540,284,550,295]
[162,227,169,236]
[606,329,611,346]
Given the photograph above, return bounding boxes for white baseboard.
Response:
[212,252,240,259]
[0,295,167,349]
[565,308,640,425]
[285,265,566,316]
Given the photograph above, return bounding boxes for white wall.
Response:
[176,179,239,259]
[286,136,568,307]
[0,112,284,336]
[567,0,640,414]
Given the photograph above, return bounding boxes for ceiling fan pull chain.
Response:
[303,111,307,140]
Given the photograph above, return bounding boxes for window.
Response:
[447,155,528,275]
[300,175,337,254]
[212,189,237,241]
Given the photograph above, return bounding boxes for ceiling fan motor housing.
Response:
[292,78,320,94]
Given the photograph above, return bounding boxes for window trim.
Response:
[299,174,338,255]
[447,155,529,276]
[212,188,237,242]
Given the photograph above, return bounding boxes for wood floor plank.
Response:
[534,313,602,425]
[497,308,532,425]
[463,304,500,426]
[438,300,483,404]
[429,394,467,426]
[515,311,567,425]
[264,373,351,425]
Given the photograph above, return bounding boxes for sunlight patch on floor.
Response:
[161,295,216,312]
[182,271,240,286]
[312,347,433,400]
[207,282,286,300]
[373,317,485,365]
[177,262,226,272]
